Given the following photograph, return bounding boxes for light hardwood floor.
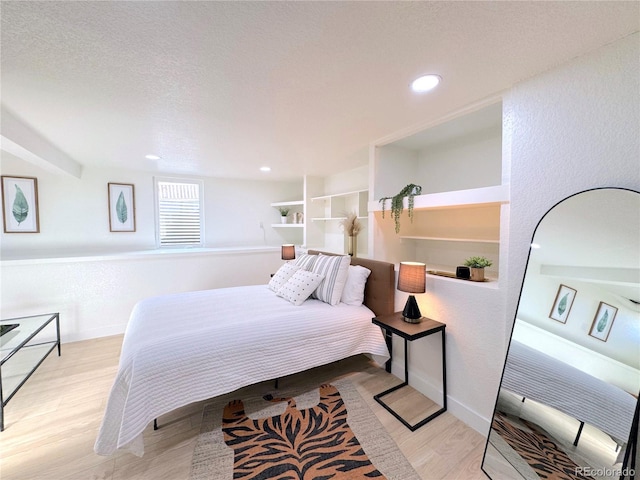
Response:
[0,335,488,480]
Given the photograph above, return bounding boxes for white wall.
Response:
[387,33,640,437]
[0,154,300,340]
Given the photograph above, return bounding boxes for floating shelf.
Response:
[270,200,304,207]
[400,236,499,244]
[271,224,304,228]
[369,185,509,212]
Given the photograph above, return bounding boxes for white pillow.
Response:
[268,263,301,292]
[293,253,317,271]
[340,265,371,306]
[310,254,351,306]
[276,270,325,306]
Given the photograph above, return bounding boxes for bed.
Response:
[501,339,637,445]
[94,251,395,456]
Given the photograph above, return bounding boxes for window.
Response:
[155,178,204,247]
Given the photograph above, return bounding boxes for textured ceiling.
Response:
[1,1,639,180]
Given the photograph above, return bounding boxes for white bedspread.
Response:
[94,285,389,456]
[502,340,636,443]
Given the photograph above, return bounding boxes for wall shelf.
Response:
[369,185,508,213]
[271,224,304,228]
[400,236,499,244]
[270,200,304,207]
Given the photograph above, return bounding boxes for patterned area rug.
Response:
[190,378,420,480]
[492,412,591,480]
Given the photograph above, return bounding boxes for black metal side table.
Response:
[372,311,446,431]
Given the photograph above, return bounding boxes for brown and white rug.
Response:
[190,377,420,480]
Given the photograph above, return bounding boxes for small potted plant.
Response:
[278,207,290,223]
[463,256,493,282]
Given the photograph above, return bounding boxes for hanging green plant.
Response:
[379,184,422,233]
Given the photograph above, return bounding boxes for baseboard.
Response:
[391,362,491,437]
[63,324,126,343]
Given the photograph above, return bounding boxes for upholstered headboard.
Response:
[308,250,395,317]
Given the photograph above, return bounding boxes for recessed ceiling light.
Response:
[145,154,161,160]
[260,166,271,172]
[411,74,441,93]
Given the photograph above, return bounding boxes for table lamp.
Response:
[398,261,426,323]
[281,244,296,261]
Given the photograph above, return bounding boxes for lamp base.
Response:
[402,295,422,323]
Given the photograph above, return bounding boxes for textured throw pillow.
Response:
[340,265,371,306]
[293,253,317,271]
[268,263,302,292]
[276,270,325,306]
[310,254,351,306]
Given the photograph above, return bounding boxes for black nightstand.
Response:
[372,312,447,431]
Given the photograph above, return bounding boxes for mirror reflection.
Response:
[483,188,640,480]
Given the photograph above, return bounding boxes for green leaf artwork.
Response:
[596,309,608,332]
[557,293,569,316]
[116,191,128,224]
[12,184,29,225]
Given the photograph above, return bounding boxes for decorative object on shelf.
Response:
[588,301,617,342]
[108,183,136,232]
[397,261,426,323]
[548,284,577,323]
[339,211,362,257]
[277,207,290,223]
[462,256,493,282]
[281,244,296,261]
[1,175,40,233]
[379,184,422,233]
[455,266,471,279]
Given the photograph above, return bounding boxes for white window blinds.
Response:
[157,180,203,246]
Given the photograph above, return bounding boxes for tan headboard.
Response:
[308,250,395,317]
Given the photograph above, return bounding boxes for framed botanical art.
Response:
[108,183,136,232]
[588,302,617,342]
[548,284,577,323]
[1,175,40,233]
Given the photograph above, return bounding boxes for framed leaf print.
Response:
[108,183,136,232]
[1,176,40,233]
[588,302,617,342]
[548,284,576,323]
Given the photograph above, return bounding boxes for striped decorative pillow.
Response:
[310,254,351,306]
[293,253,318,271]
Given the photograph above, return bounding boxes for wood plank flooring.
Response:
[0,335,488,480]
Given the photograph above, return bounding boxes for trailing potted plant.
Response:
[379,184,422,233]
[463,256,493,282]
[278,207,290,223]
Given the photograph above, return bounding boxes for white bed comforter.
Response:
[94,285,389,456]
[502,340,636,443]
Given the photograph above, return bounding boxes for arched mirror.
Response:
[482,188,639,480]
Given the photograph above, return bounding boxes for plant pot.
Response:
[280,216,287,224]
[469,267,485,282]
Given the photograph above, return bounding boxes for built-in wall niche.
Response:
[372,102,503,200]
[369,100,507,283]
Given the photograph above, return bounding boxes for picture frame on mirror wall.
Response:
[1,175,40,233]
[108,183,136,232]
[548,284,577,323]
[588,301,617,342]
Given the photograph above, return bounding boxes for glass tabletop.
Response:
[1,313,59,361]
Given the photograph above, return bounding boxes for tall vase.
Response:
[347,235,357,257]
